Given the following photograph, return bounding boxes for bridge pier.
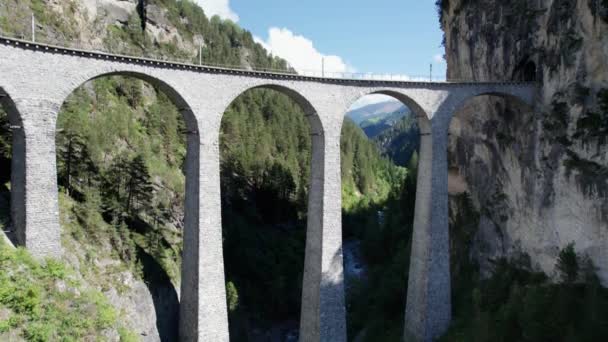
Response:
[404,111,451,342]
[11,98,62,259]
[300,131,347,342]
[179,117,230,341]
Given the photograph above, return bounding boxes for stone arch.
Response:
[341,89,430,338]
[216,82,326,228]
[445,87,537,281]
[0,87,23,127]
[450,88,536,127]
[217,82,326,340]
[344,89,431,134]
[0,87,25,246]
[53,70,201,340]
[447,88,536,182]
[466,90,535,106]
[219,83,324,135]
[58,70,199,132]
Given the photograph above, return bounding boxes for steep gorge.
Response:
[0,0,408,340]
[1,0,605,340]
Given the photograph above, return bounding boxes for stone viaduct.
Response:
[0,37,536,342]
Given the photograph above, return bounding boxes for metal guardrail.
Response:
[0,30,533,85]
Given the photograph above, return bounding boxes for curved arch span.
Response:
[341,89,428,339]
[54,71,203,340]
[59,70,199,132]
[346,89,432,133]
[218,82,332,340]
[0,87,23,127]
[220,83,325,135]
[452,90,535,119]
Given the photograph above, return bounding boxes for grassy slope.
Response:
[0,238,138,341]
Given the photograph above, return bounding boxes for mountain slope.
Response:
[0,0,408,339]
[347,101,405,125]
[359,106,411,138]
[0,237,139,341]
[346,101,419,167]
[373,115,420,167]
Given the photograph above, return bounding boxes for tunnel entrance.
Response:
[523,61,537,82]
[513,58,538,82]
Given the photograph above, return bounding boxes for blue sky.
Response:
[195,0,445,107]
[197,0,446,78]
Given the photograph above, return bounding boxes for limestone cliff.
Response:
[440,0,608,285]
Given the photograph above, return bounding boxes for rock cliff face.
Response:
[1,0,203,58]
[441,0,608,285]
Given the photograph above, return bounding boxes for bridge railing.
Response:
[0,28,525,84]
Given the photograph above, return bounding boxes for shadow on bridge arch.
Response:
[0,87,25,247]
[218,83,323,340]
[445,90,536,329]
[340,90,428,339]
[447,91,535,197]
[54,71,201,341]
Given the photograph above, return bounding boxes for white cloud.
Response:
[194,0,239,22]
[254,27,354,75]
[433,53,445,64]
[350,94,400,110]
[253,27,443,84]
[363,74,430,81]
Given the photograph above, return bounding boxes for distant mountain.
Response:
[346,101,405,125]
[373,115,420,167]
[346,100,419,167]
[360,106,411,138]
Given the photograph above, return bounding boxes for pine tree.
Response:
[102,154,130,218]
[125,155,155,215]
[58,131,90,194]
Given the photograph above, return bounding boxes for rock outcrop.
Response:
[441,0,608,285]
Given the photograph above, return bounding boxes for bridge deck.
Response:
[0,35,534,87]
